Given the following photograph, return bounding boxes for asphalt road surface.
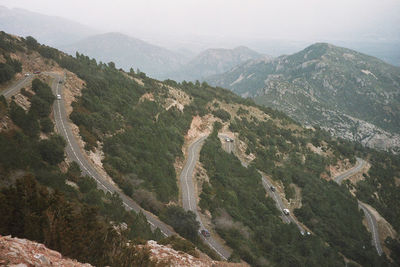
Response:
[46,73,176,237]
[218,135,306,234]
[335,157,366,184]
[358,201,383,255]
[259,172,305,233]
[1,74,33,99]
[179,136,231,260]
[333,158,383,255]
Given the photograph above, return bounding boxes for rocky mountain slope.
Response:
[207,43,400,153]
[61,32,187,79]
[0,6,96,46]
[167,46,264,81]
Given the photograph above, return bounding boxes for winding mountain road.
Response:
[3,74,383,258]
[219,134,306,234]
[2,73,176,238]
[334,157,366,184]
[1,74,33,98]
[333,157,383,255]
[180,136,231,260]
[259,172,305,232]
[49,73,177,237]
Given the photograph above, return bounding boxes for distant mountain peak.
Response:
[0,6,97,46]
[61,32,185,78]
[207,43,400,152]
[166,46,264,81]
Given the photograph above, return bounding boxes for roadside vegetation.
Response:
[349,147,400,262]
[0,32,398,266]
[0,31,23,84]
[199,122,385,266]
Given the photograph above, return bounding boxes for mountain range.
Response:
[62,34,265,80]
[165,46,264,81]
[1,30,399,267]
[207,43,400,153]
[0,5,96,46]
[61,32,187,79]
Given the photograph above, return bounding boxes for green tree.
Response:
[39,135,66,165]
[30,95,51,118]
[40,117,54,133]
[160,205,199,242]
[25,36,39,50]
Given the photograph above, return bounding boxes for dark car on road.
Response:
[200,229,210,237]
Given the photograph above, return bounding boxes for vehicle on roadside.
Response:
[24,73,30,77]
[33,70,41,74]
[56,94,61,100]
[200,229,210,237]
[283,208,290,215]
[270,186,275,192]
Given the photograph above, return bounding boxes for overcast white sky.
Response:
[1,0,399,43]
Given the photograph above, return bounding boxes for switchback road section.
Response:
[333,158,383,255]
[179,135,231,260]
[46,73,176,237]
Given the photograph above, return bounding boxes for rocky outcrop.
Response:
[0,235,93,266]
[0,235,247,267]
[145,240,248,267]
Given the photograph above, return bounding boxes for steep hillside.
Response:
[0,6,96,46]
[61,32,187,79]
[207,43,400,153]
[1,32,400,266]
[0,33,230,266]
[58,59,393,265]
[168,46,264,81]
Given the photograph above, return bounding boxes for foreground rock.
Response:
[145,240,248,267]
[0,235,247,267]
[0,235,93,266]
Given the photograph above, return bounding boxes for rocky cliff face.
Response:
[207,43,400,153]
[0,235,93,266]
[0,235,247,267]
[145,240,248,267]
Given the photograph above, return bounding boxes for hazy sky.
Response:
[1,0,399,43]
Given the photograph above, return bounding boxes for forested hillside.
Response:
[0,78,163,266]
[0,32,211,266]
[1,31,399,266]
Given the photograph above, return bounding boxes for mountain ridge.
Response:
[61,31,187,79]
[167,46,265,81]
[0,5,96,46]
[207,42,400,152]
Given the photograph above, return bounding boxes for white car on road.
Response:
[283,209,290,215]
